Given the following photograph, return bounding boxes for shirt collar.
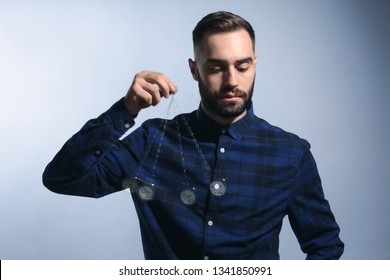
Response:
[195,102,255,141]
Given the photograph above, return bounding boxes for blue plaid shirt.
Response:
[43,99,344,260]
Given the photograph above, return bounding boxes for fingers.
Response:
[145,72,177,98]
[124,71,178,116]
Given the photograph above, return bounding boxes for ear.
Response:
[188,58,198,81]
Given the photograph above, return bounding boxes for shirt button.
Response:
[204,256,209,260]
[124,123,130,128]
[221,128,227,134]
[220,147,225,153]
[95,150,101,155]
[208,220,213,226]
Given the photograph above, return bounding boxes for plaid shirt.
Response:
[43,99,344,260]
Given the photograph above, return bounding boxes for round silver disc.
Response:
[210,180,227,196]
[180,189,196,205]
[138,184,155,201]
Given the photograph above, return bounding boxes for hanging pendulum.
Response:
[180,188,196,205]
[122,176,155,201]
[210,179,227,197]
[124,96,228,204]
[124,100,174,201]
[175,106,197,206]
[179,102,229,199]
[137,181,155,201]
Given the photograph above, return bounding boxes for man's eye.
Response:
[237,64,250,72]
[209,66,223,72]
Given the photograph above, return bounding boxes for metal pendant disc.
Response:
[180,189,196,205]
[210,180,227,197]
[138,184,155,201]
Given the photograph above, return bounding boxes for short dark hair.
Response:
[192,11,255,51]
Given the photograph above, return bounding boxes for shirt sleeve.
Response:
[287,143,345,259]
[42,98,145,198]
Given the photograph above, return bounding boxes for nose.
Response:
[224,67,238,88]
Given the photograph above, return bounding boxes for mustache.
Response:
[218,87,246,97]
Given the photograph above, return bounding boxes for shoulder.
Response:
[252,115,311,152]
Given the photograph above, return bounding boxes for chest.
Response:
[135,130,298,220]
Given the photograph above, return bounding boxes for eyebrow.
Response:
[206,57,254,65]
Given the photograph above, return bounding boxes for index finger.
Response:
[144,72,178,98]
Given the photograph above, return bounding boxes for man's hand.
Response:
[124,71,177,116]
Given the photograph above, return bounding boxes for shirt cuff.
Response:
[105,98,136,135]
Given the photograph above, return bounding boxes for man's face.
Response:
[189,29,257,124]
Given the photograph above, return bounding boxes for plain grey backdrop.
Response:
[0,0,389,259]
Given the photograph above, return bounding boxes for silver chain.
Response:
[179,114,211,173]
[170,96,212,175]
[130,96,212,187]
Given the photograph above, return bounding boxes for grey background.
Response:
[0,0,389,259]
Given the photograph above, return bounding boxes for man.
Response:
[43,11,344,260]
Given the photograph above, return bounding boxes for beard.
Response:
[198,76,255,119]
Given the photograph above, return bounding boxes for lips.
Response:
[219,88,245,98]
[219,93,243,100]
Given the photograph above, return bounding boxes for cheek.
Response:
[200,74,222,91]
[242,73,256,89]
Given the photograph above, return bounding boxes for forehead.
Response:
[195,29,255,62]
